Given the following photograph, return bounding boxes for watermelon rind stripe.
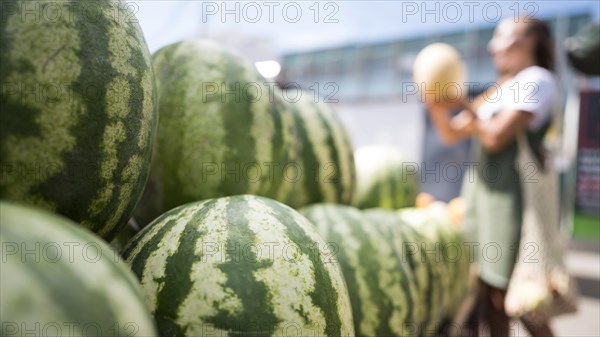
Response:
[153,199,221,336]
[219,59,257,197]
[313,105,344,203]
[268,199,346,337]
[322,106,355,204]
[202,198,280,337]
[290,103,324,204]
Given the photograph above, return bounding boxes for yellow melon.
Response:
[413,43,467,103]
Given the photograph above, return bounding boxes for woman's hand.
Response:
[426,98,477,146]
[474,109,533,153]
[451,110,477,134]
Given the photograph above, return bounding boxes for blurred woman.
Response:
[426,17,557,337]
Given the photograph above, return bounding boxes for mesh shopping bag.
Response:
[505,134,579,321]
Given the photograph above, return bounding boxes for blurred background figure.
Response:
[425,16,557,337]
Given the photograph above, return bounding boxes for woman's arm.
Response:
[426,100,476,146]
[473,109,533,153]
[428,101,533,152]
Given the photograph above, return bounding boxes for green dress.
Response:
[461,126,548,289]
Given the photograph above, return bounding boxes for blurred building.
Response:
[280,13,591,103]
[197,30,278,63]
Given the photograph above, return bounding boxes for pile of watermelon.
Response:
[302,203,471,337]
[1,1,471,336]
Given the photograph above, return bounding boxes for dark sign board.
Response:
[575,91,600,215]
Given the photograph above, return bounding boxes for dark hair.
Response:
[523,18,555,72]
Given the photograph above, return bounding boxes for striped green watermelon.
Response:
[123,195,354,337]
[135,40,298,224]
[398,206,470,325]
[301,204,418,337]
[284,94,355,209]
[0,0,158,239]
[398,208,448,332]
[0,201,157,336]
[361,209,430,332]
[354,146,419,210]
[419,203,471,319]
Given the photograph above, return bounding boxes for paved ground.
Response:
[550,243,600,337]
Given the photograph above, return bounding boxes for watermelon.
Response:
[398,208,448,331]
[398,206,470,324]
[284,93,355,209]
[123,195,354,337]
[301,204,418,337]
[0,201,157,336]
[353,146,419,210]
[361,209,430,332]
[420,203,471,318]
[0,0,158,239]
[136,40,298,224]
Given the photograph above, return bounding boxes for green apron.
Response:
[461,125,548,289]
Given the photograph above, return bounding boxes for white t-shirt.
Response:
[477,66,558,131]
